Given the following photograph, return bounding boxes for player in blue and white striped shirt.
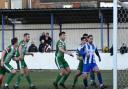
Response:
[80,35,106,89]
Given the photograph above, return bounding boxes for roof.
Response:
[37,0,127,2]
[0,8,113,24]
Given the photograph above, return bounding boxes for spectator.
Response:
[40,32,45,43]
[44,43,52,52]
[39,40,45,53]
[28,41,38,52]
[110,45,113,56]
[120,43,128,54]
[45,32,52,45]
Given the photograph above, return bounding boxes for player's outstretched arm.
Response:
[59,47,74,57]
[25,52,34,56]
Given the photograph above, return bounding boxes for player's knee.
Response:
[60,72,65,76]
[60,69,66,75]
[0,75,3,80]
[12,69,17,74]
[68,69,71,74]
[95,70,100,74]
[25,69,29,75]
[83,73,88,79]
[76,70,81,75]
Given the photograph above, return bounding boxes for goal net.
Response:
[117,1,128,89]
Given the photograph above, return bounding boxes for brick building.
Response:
[0,0,97,9]
[0,0,10,9]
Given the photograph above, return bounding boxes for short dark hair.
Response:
[46,33,49,35]
[11,37,18,45]
[88,35,93,38]
[83,33,88,37]
[81,37,85,41]
[59,32,65,36]
[24,33,30,37]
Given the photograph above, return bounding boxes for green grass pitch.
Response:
[2,70,113,89]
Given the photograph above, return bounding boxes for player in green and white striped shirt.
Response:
[53,32,74,89]
[13,33,36,89]
[0,38,19,89]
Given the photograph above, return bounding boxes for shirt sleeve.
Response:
[79,46,86,56]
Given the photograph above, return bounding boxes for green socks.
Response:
[15,73,33,86]
[15,74,24,86]
[25,74,33,86]
[60,73,70,84]
[73,75,79,87]
[5,73,15,86]
[55,74,63,84]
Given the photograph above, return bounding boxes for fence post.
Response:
[99,12,104,50]
[2,15,5,50]
[51,13,54,50]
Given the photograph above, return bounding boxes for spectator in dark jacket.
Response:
[110,45,113,56]
[28,41,38,52]
[44,43,51,52]
[45,33,52,45]
[40,32,45,43]
[120,43,128,54]
[39,40,45,53]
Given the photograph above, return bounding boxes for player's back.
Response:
[4,45,16,63]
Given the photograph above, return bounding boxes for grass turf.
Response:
[2,70,113,89]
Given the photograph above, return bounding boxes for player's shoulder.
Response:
[7,45,12,48]
[77,44,84,50]
[84,43,90,47]
[7,45,14,50]
[77,45,82,51]
[19,40,25,45]
[92,43,96,48]
[58,40,65,44]
[90,43,97,49]
[5,45,13,53]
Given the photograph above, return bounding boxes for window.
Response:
[11,0,22,9]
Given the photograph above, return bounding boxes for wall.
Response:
[0,52,128,70]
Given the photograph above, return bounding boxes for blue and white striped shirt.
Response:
[82,43,97,64]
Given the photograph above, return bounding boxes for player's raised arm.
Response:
[25,52,34,56]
